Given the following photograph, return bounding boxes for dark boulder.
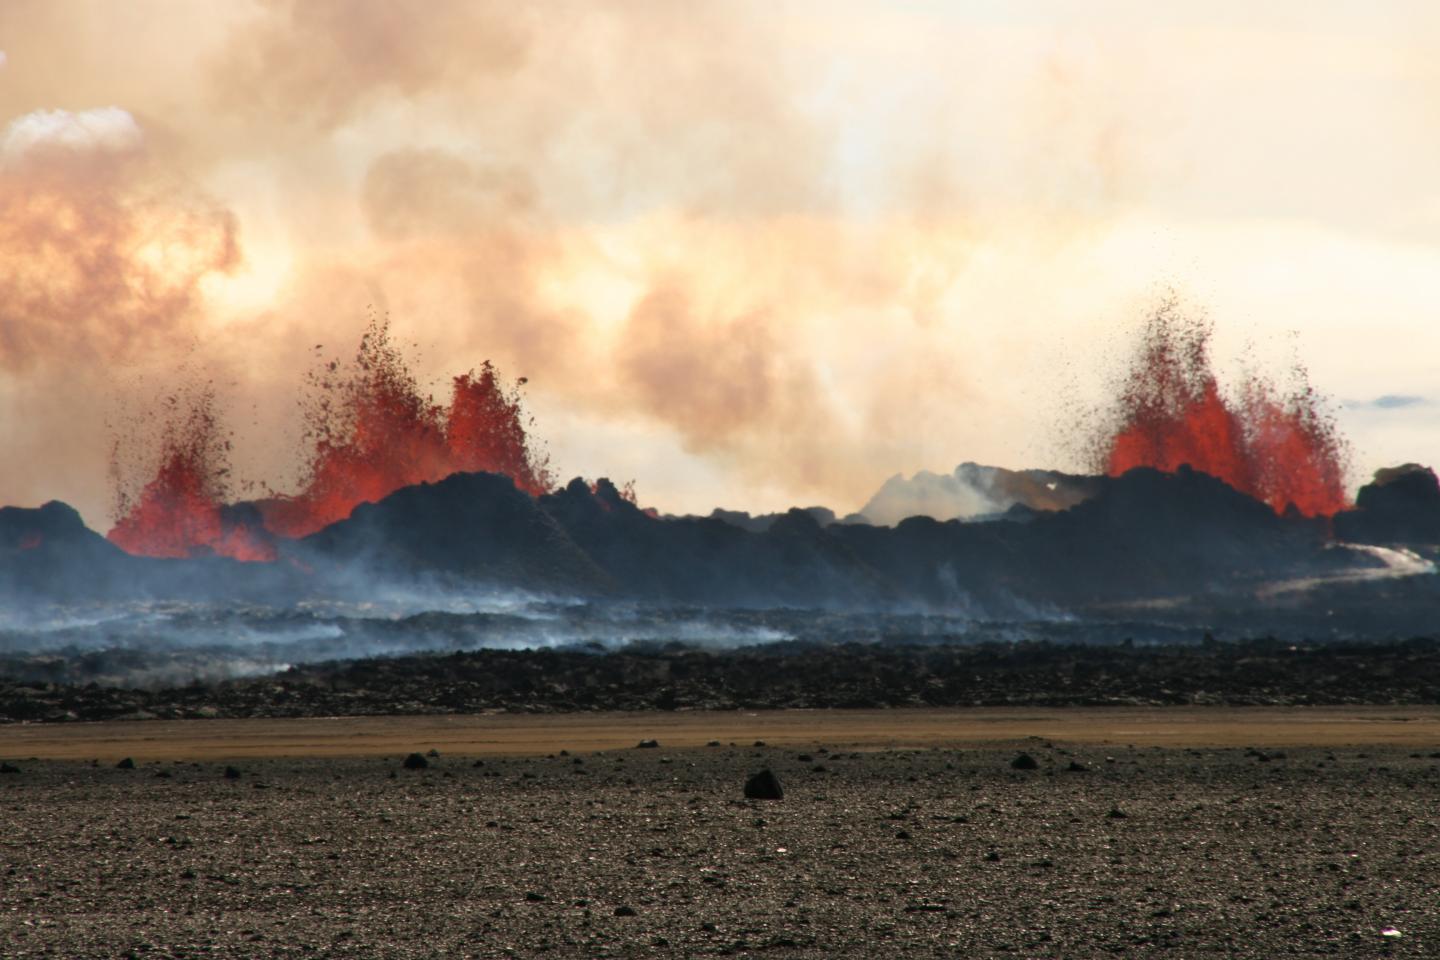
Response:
[744,769,784,800]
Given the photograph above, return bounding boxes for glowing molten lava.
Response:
[109,320,553,558]
[106,391,276,562]
[1102,304,1349,517]
[258,322,552,538]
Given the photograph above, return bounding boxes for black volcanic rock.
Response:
[707,506,837,533]
[743,769,784,800]
[0,500,306,606]
[298,471,614,595]
[1003,466,1340,603]
[0,501,108,554]
[1334,464,1440,546]
[0,465,1393,613]
[0,501,131,600]
[214,466,1408,609]
[832,466,1348,610]
[10,634,1440,721]
[539,479,897,607]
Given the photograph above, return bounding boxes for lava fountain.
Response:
[1100,302,1349,517]
[108,320,552,559]
[106,388,276,561]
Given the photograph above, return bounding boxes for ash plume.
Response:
[0,1,1436,524]
[0,107,238,373]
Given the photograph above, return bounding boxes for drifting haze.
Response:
[1,1,1438,526]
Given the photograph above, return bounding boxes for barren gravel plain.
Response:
[3,708,1440,958]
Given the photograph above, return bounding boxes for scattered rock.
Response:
[1065,760,1088,772]
[636,739,660,749]
[11,633,1440,719]
[614,905,637,917]
[224,766,242,780]
[1107,807,1128,819]
[743,769,784,800]
[0,761,19,774]
[1011,752,1039,770]
[402,752,429,770]
[116,757,135,770]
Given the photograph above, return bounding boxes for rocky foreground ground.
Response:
[2,739,1438,958]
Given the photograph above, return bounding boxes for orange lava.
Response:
[106,391,276,562]
[108,320,553,558]
[258,322,551,538]
[1102,305,1349,517]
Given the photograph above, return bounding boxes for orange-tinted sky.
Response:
[2,1,1438,526]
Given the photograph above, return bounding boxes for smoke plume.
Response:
[0,2,1436,524]
[0,107,238,372]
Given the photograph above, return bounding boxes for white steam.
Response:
[860,468,1010,525]
[854,462,1095,526]
[0,106,143,169]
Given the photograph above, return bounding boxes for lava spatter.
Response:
[106,388,275,562]
[1100,302,1349,517]
[109,318,554,556]
[1236,374,1349,517]
[447,363,552,497]
[1102,307,1252,491]
[258,320,552,538]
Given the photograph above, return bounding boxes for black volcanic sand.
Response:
[6,637,1440,723]
[2,742,1438,957]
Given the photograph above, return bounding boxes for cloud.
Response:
[1350,395,1429,411]
[0,106,143,170]
[213,0,529,131]
[1371,394,1428,410]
